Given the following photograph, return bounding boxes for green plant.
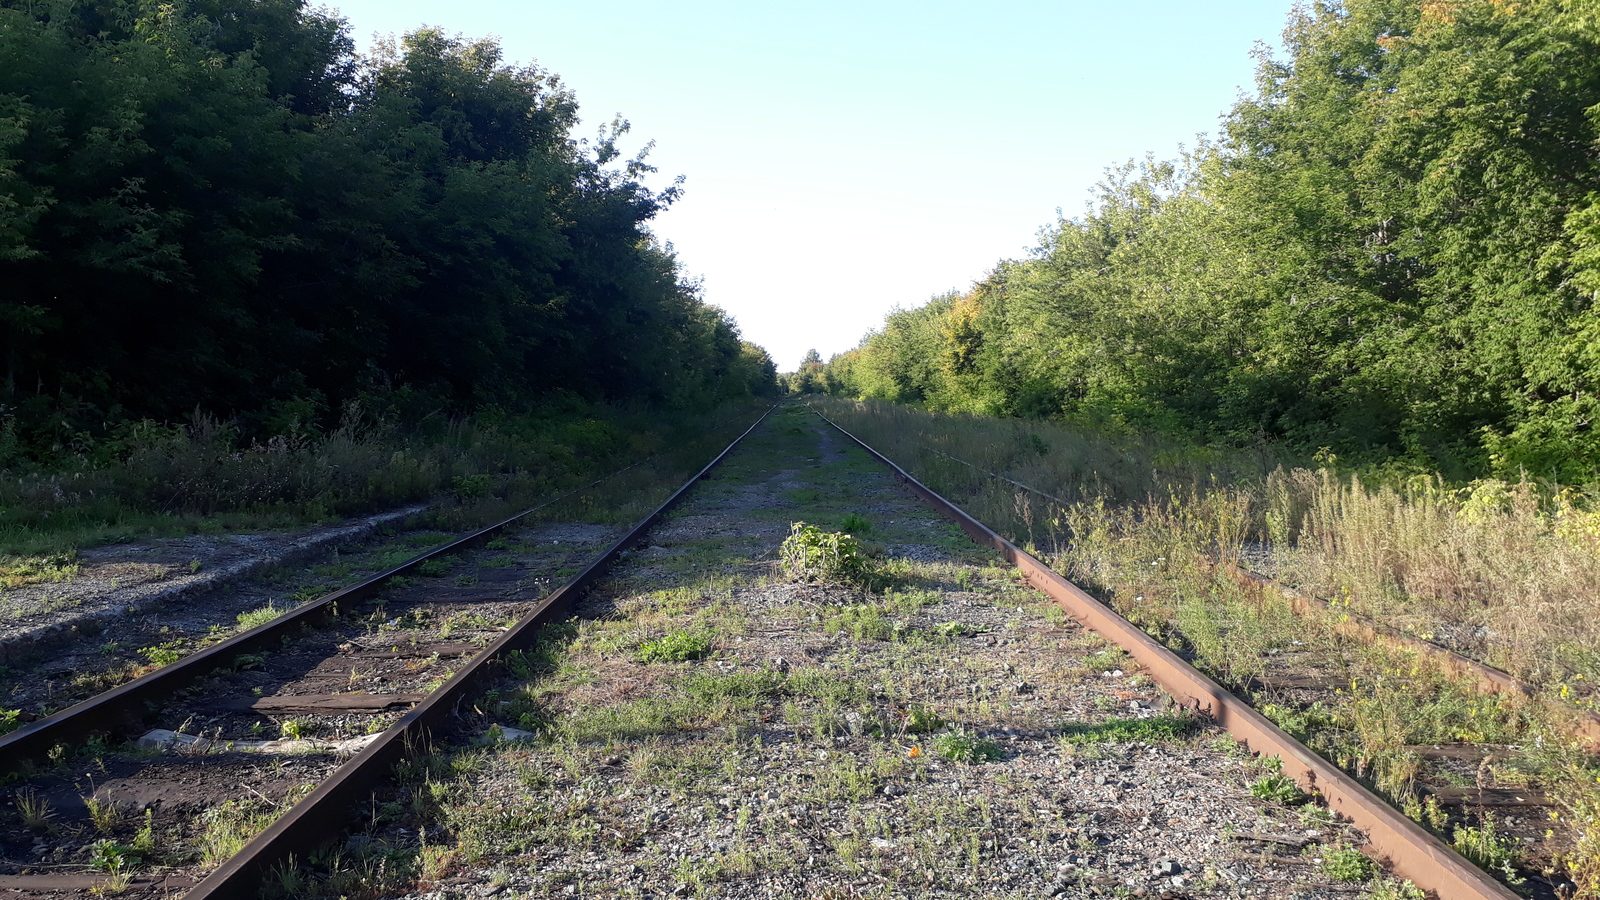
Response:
[1451,814,1525,884]
[1058,715,1191,744]
[198,800,274,866]
[826,605,897,641]
[132,809,156,854]
[235,603,281,630]
[453,473,494,500]
[1260,701,1337,743]
[88,838,144,872]
[0,551,80,588]
[779,522,872,586]
[838,512,872,533]
[1321,845,1375,882]
[637,630,713,663]
[454,574,479,586]
[0,708,20,736]
[1362,878,1426,900]
[15,788,54,831]
[933,726,1003,763]
[905,706,945,734]
[1250,771,1309,806]
[138,643,184,667]
[85,795,118,833]
[280,718,315,740]
[1083,648,1128,673]
[417,558,450,577]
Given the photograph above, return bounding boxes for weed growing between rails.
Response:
[266,404,1392,899]
[808,399,1600,896]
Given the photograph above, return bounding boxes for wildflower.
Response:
[907,746,921,759]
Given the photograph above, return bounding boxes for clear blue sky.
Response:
[327,0,1294,371]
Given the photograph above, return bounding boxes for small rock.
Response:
[1094,774,1107,786]
[768,656,790,673]
[1154,859,1182,877]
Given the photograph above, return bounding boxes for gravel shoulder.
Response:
[343,406,1387,900]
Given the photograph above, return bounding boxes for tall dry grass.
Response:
[811,397,1600,702]
[1268,469,1600,696]
[809,396,1600,895]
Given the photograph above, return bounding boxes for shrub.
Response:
[779,522,872,585]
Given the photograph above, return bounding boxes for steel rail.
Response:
[0,413,753,775]
[182,404,775,898]
[810,408,1519,900]
[1226,564,1600,753]
[867,422,1600,755]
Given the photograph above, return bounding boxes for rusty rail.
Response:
[1226,565,1600,753]
[181,404,774,898]
[876,429,1600,756]
[811,408,1518,900]
[0,442,699,775]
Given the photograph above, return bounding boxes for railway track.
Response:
[0,403,1534,898]
[807,403,1594,898]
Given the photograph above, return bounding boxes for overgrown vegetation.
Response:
[778,522,874,587]
[817,0,1600,483]
[810,397,1600,895]
[0,0,779,546]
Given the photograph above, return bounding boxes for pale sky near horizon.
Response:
[327,1,1294,371]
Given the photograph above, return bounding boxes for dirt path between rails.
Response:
[312,405,1393,900]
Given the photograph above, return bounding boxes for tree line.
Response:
[821,0,1600,481]
[0,0,777,467]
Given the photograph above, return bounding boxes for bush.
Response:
[779,522,872,585]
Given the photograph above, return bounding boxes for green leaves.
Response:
[825,0,1600,480]
[778,522,874,586]
[0,2,775,466]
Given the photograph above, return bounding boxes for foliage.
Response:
[1249,771,1309,805]
[636,629,713,663]
[778,522,872,586]
[0,1,778,471]
[932,725,1003,763]
[1321,845,1375,882]
[1451,814,1525,885]
[821,0,1600,481]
